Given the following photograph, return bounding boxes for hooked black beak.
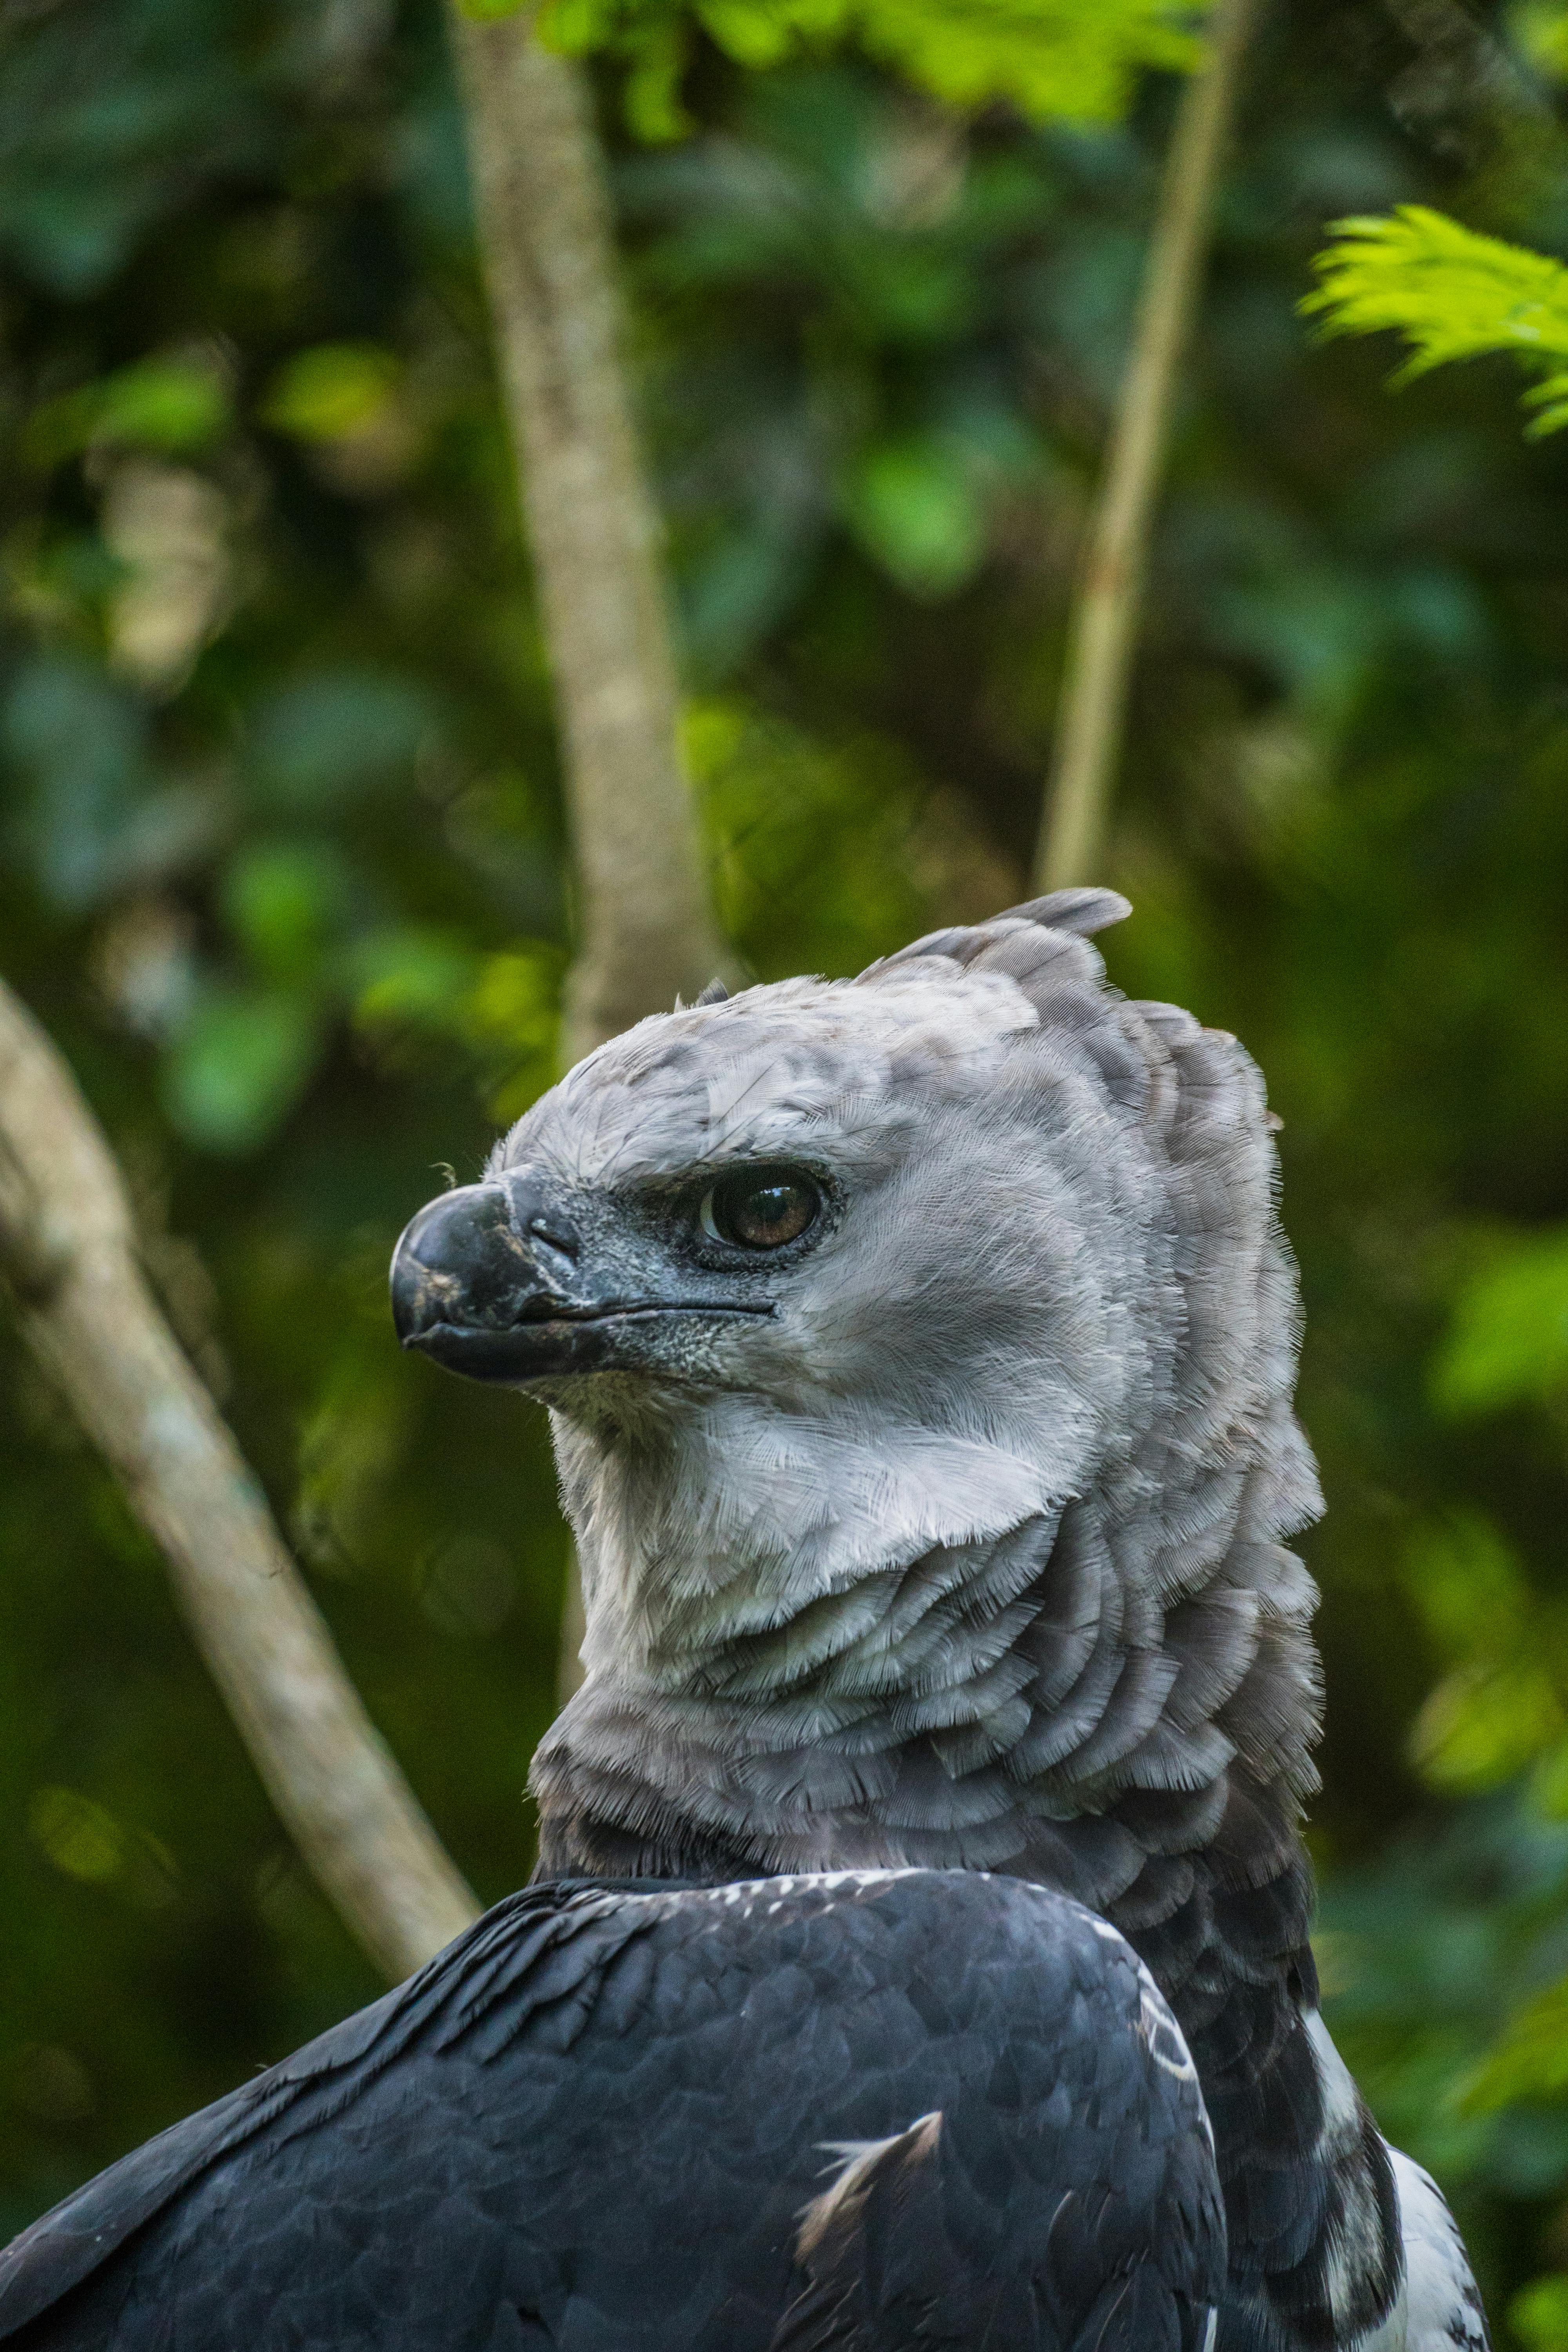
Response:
[390,1172,606,1383]
[392,1167,777,1386]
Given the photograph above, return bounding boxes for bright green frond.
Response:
[841,0,1207,124]
[1524,370,1568,436]
[536,0,1211,136]
[1303,204,1568,435]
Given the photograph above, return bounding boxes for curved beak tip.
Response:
[388,1178,579,1384]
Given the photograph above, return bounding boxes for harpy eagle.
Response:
[390,888,1486,2352]
[0,891,1484,2350]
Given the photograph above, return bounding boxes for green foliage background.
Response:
[6,0,1568,2340]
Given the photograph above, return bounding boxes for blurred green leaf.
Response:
[1531,1739,1568,1820]
[161,987,323,1154]
[259,344,402,442]
[847,0,1204,119]
[1513,3,1568,80]
[622,16,693,141]
[348,926,480,1032]
[1321,1797,1568,2199]
[23,358,231,466]
[1412,1661,1564,1795]
[1471,1979,1568,2110]
[461,946,563,1120]
[1513,2274,1568,2352]
[689,695,939,974]
[1401,1512,1528,1661]
[345,933,563,1120]
[1433,1229,1568,1418]
[28,1789,124,1887]
[223,843,352,987]
[841,433,985,595]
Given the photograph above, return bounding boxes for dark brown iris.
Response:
[703,1169,819,1250]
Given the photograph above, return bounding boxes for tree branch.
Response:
[0,977,480,1984]
[1034,0,1257,893]
[448,5,737,1701]
[447,4,730,1068]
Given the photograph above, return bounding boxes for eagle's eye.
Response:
[700,1167,820,1251]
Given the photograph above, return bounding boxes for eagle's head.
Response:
[392,891,1320,1695]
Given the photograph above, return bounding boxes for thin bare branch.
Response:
[0,977,480,1984]
[1035,0,1257,893]
[447,4,730,1069]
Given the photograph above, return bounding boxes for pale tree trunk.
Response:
[1034,0,1257,893]
[448,5,733,1699]
[447,4,730,1067]
[0,978,480,1984]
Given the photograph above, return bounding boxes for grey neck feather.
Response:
[532,1395,1323,1898]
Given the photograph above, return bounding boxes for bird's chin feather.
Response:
[556,1397,1067,1681]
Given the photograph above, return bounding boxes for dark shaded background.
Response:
[5,0,1568,2339]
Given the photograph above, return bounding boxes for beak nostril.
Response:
[527,1214,579,1261]
[501,1168,582,1262]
